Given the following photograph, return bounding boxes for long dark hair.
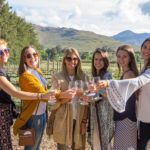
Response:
[18,45,38,75]
[92,48,110,79]
[116,45,139,77]
[141,37,150,73]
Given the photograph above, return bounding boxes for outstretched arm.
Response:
[0,76,56,100]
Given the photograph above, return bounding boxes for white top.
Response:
[27,68,47,115]
[106,68,150,123]
[69,76,78,120]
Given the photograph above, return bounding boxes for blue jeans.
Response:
[24,112,46,150]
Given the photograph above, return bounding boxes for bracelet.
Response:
[90,99,94,102]
[99,89,103,95]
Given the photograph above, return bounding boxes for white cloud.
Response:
[6,0,150,36]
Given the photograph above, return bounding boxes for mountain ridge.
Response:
[33,25,140,52]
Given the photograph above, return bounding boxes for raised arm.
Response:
[0,76,56,100]
[107,69,150,112]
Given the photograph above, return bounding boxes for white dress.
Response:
[106,68,150,123]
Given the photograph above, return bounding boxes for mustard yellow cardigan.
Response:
[13,68,48,135]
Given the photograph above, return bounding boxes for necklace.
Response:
[123,69,130,76]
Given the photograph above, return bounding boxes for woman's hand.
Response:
[81,95,91,102]
[88,83,96,92]
[76,89,83,97]
[80,122,87,135]
[43,90,57,100]
[96,80,108,90]
[59,88,76,100]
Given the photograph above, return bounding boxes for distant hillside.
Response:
[112,30,150,47]
[33,25,140,52]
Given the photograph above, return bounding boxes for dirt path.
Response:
[11,127,91,150]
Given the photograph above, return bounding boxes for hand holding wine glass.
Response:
[80,81,89,105]
[68,80,77,104]
[48,80,60,103]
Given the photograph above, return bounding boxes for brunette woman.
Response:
[0,40,56,150]
[13,45,75,150]
[95,38,150,150]
[113,45,138,150]
[83,48,114,150]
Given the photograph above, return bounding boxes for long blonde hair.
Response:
[0,39,7,47]
[61,48,86,81]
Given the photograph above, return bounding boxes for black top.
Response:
[0,68,15,106]
[113,74,137,122]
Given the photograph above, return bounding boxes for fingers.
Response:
[81,95,91,102]
[59,90,76,99]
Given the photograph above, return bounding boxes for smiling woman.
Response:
[0,40,57,150]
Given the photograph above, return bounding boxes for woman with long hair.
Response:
[13,45,75,150]
[83,48,114,150]
[95,38,150,149]
[113,45,138,150]
[0,40,56,150]
[48,47,89,150]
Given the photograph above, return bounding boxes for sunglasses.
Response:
[66,57,78,62]
[26,52,38,59]
[96,48,107,52]
[0,48,10,55]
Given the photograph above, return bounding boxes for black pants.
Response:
[137,121,150,150]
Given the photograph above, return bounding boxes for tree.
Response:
[0,0,39,63]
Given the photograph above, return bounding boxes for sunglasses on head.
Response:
[96,48,107,52]
[26,52,38,59]
[66,57,78,62]
[0,48,10,55]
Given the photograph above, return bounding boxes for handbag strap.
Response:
[31,101,40,127]
[20,100,40,128]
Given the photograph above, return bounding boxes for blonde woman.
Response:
[48,48,89,150]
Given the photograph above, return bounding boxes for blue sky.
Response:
[6,0,150,36]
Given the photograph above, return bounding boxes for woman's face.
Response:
[117,50,130,69]
[25,47,39,70]
[141,41,150,63]
[64,53,79,71]
[94,53,104,72]
[0,44,9,64]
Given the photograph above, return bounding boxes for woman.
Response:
[96,38,150,149]
[48,48,89,150]
[83,48,114,150]
[13,45,76,150]
[0,39,56,150]
[113,45,138,150]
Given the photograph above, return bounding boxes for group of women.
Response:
[0,37,150,150]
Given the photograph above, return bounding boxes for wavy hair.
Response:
[116,45,139,77]
[18,45,38,75]
[92,48,110,79]
[61,47,86,82]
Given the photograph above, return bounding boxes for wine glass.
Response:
[68,80,77,104]
[93,76,102,101]
[48,80,60,103]
[80,81,89,105]
[88,76,97,101]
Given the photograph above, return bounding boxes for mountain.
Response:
[33,25,139,52]
[112,30,150,47]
